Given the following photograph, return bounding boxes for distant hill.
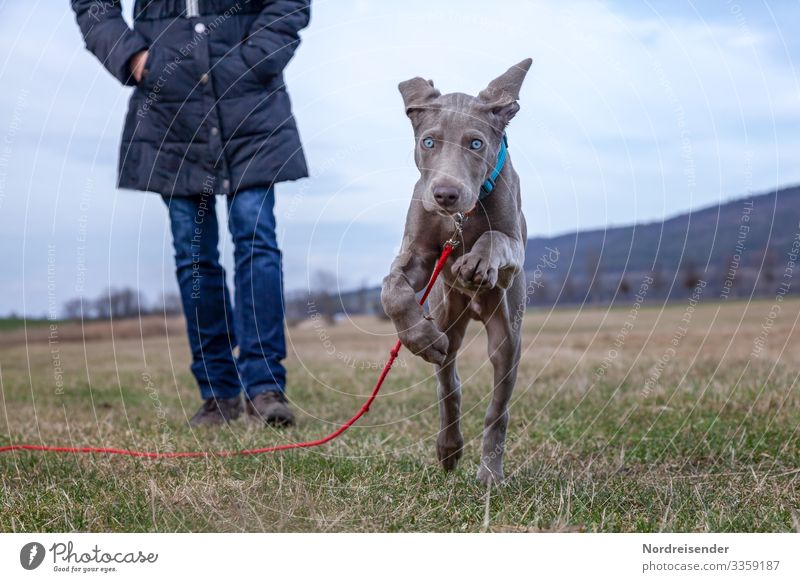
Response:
[287,184,800,320]
[524,185,800,304]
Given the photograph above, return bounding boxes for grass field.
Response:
[1,298,798,532]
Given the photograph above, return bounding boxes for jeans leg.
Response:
[162,194,241,400]
[226,187,287,397]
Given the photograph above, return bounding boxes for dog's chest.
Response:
[441,270,493,321]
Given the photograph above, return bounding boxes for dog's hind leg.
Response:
[477,279,525,485]
[429,283,471,471]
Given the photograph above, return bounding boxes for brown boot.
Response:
[189,396,243,427]
[246,391,295,427]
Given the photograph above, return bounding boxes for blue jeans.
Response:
[162,187,286,400]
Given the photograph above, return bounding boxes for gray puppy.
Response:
[381,59,532,484]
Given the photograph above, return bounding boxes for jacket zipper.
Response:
[186,0,200,18]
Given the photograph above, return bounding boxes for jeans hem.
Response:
[245,384,286,399]
[199,388,242,400]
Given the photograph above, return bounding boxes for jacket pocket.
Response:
[217,46,268,92]
[138,47,166,91]
[239,42,277,86]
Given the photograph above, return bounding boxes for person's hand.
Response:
[130,50,149,83]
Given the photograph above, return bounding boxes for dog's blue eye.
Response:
[470,139,483,150]
[422,137,435,149]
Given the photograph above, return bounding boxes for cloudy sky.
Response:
[1,0,799,316]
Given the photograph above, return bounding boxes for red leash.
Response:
[0,243,456,459]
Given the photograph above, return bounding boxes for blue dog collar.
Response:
[479,134,509,200]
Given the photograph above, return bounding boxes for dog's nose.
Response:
[433,185,460,207]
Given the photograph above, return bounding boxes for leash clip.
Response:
[444,212,466,249]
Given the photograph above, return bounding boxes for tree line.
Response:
[61,288,183,320]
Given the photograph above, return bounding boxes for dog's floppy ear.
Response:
[398,77,441,122]
[478,58,532,127]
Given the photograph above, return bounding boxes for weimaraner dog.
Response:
[381,59,531,484]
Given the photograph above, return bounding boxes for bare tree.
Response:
[310,270,340,324]
[110,287,141,318]
[62,297,85,320]
[681,258,701,291]
[92,293,112,319]
[92,287,143,319]
[617,275,631,298]
[156,291,183,316]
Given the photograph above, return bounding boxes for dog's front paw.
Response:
[476,462,505,485]
[452,252,499,289]
[398,319,449,366]
[437,432,464,471]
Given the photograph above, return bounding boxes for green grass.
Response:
[0,317,53,332]
[0,299,798,532]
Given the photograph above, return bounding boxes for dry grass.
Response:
[0,298,798,532]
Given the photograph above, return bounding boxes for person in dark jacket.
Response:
[72,0,311,427]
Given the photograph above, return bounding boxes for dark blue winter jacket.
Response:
[72,0,310,196]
